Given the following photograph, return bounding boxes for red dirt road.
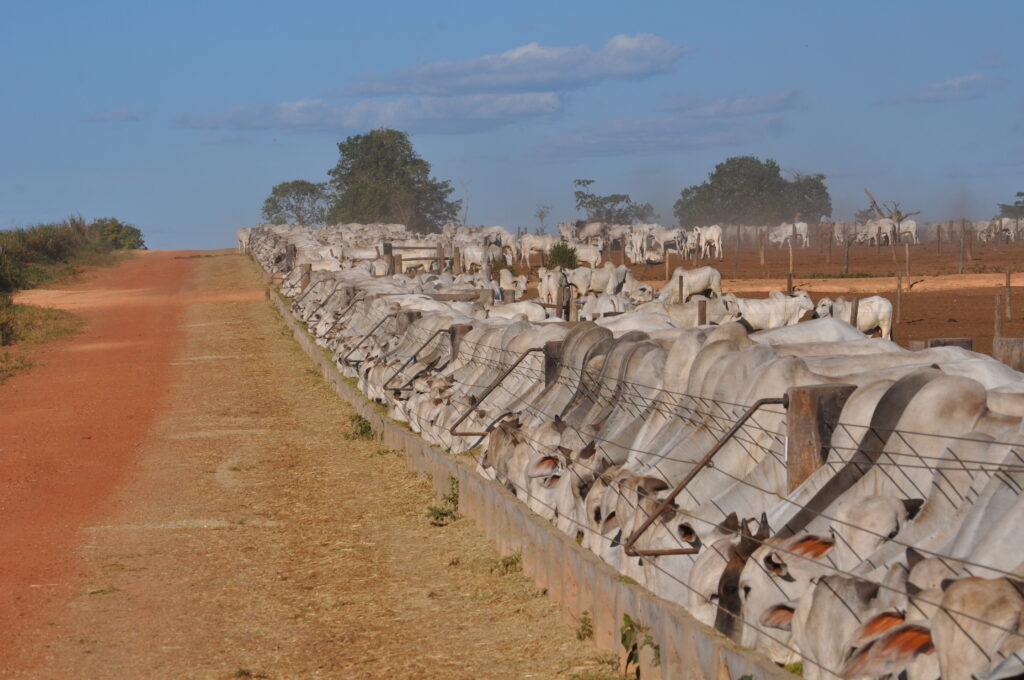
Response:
[0,251,198,663]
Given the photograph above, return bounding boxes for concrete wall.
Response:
[269,288,794,680]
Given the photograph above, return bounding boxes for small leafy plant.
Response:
[427,476,459,526]
[491,550,522,575]
[621,613,660,678]
[576,610,593,641]
[346,414,374,440]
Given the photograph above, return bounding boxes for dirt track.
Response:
[2,252,611,679]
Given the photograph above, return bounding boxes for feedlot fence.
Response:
[272,281,1024,680]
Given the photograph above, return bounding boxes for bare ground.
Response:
[4,252,614,679]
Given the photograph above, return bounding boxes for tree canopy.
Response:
[325,128,460,233]
[998,192,1024,219]
[672,156,832,227]
[573,179,655,224]
[261,180,331,225]
[91,217,146,249]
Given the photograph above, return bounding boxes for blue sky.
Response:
[2,1,1022,249]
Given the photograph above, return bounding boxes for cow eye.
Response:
[887,527,899,539]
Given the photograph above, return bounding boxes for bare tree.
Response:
[863,188,921,224]
[534,204,551,234]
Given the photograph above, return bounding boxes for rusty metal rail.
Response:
[448,347,545,437]
[382,328,450,391]
[340,313,397,366]
[324,293,366,336]
[623,395,788,557]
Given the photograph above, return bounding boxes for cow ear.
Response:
[851,610,906,647]
[905,547,927,570]
[578,440,596,460]
[839,623,933,679]
[760,603,795,631]
[788,534,835,559]
[718,512,740,534]
[902,498,925,519]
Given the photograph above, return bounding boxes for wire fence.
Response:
[300,291,1024,678]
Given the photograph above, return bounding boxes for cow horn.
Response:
[902,498,925,519]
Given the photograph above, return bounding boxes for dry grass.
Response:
[19,252,615,679]
[0,302,84,382]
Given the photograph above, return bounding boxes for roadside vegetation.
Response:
[0,214,143,382]
[0,215,144,294]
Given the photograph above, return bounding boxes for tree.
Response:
[534,204,551,233]
[998,192,1024,219]
[672,156,832,227]
[261,180,330,225]
[326,128,460,233]
[573,179,655,224]
[863,188,919,224]
[90,217,146,249]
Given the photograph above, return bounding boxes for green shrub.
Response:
[0,295,14,346]
[346,414,374,440]
[427,476,459,526]
[546,242,578,269]
[0,215,144,293]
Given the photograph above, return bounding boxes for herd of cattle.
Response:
[243,222,1024,680]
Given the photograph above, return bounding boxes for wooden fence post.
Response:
[759,229,766,267]
[502,289,515,304]
[959,226,965,275]
[393,253,403,275]
[850,297,859,330]
[733,225,740,277]
[995,293,1003,340]
[567,286,578,322]
[1007,268,1012,321]
[664,251,671,281]
[785,383,857,491]
[843,238,850,275]
[453,247,463,275]
[786,272,794,295]
[904,243,910,283]
[787,240,794,280]
[677,272,684,304]
[436,246,445,273]
[896,272,902,324]
[697,298,707,326]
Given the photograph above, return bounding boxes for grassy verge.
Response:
[17,250,130,290]
[0,302,85,383]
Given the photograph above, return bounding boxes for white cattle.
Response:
[724,290,813,330]
[768,222,809,248]
[814,295,893,340]
[573,242,603,267]
[657,266,722,303]
[698,225,723,259]
[519,234,558,265]
[460,244,501,273]
[579,294,632,321]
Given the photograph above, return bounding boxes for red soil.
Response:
[0,251,198,664]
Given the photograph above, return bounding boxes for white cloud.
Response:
[658,89,800,117]
[84,106,141,122]
[891,73,1002,103]
[176,92,563,135]
[352,33,690,96]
